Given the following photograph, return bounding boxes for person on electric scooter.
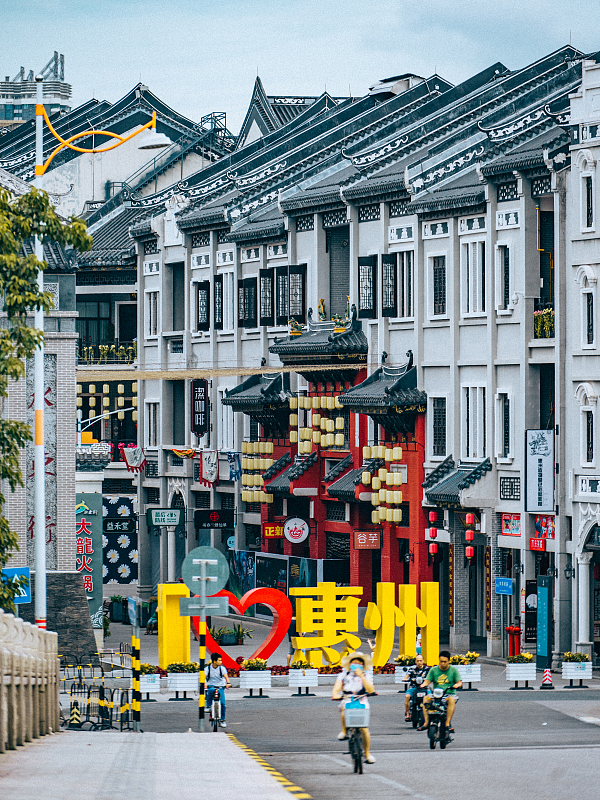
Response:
[404,654,429,722]
[419,650,462,733]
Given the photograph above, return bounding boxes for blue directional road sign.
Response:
[2,567,31,604]
[495,577,514,596]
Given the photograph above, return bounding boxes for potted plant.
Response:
[166,661,200,699]
[239,657,272,696]
[288,659,318,694]
[109,595,124,623]
[209,626,227,644]
[220,628,238,646]
[394,654,415,684]
[450,651,481,685]
[561,651,592,686]
[232,622,254,646]
[139,663,161,699]
[506,652,536,688]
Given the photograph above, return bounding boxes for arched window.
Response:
[576,150,596,233]
[575,383,599,467]
[575,266,597,349]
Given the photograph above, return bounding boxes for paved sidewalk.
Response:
[0,731,304,800]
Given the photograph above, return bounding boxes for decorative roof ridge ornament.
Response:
[341,134,409,170]
[422,455,456,489]
[457,457,493,490]
[227,160,287,190]
[477,106,549,143]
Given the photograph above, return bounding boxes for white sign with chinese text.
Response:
[526,430,554,512]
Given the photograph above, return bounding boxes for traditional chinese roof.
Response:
[269,311,368,384]
[327,458,385,501]
[263,451,292,481]
[226,216,286,244]
[222,372,291,437]
[266,451,318,496]
[339,354,426,433]
[78,207,147,269]
[21,238,75,273]
[323,453,353,483]
[423,457,492,505]
[422,455,456,489]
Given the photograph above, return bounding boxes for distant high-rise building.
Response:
[0,51,71,130]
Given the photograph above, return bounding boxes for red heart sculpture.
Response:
[191,587,293,671]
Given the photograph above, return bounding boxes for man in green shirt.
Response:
[418,650,462,733]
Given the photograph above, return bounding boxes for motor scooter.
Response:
[426,687,453,749]
[409,676,426,728]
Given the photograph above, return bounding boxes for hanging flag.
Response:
[227,451,241,481]
[119,444,146,473]
[200,450,219,487]
[172,448,197,460]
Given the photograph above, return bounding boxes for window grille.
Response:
[171,338,184,354]
[322,209,347,228]
[399,251,413,318]
[501,246,510,309]
[102,478,135,493]
[197,281,210,331]
[499,476,520,501]
[249,418,259,442]
[381,254,397,317]
[147,402,159,447]
[464,387,486,459]
[432,398,446,457]
[463,241,486,314]
[276,266,289,325]
[217,229,230,244]
[587,291,594,344]
[587,410,594,463]
[147,291,158,336]
[143,238,159,255]
[586,176,594,228]
[343,409,351,449]
[289,265,306,322]
[358,256,377,319]
[389,200,409,218]
[221,493,235,509]
[432,256,446,316]
[501,394,510,458]
[238,278,258,328]
[396,503,410,528]
[78,270,137,286]
[358,204,380,223]
[260,268,274,326]
[296,214,314,232]
[194,492,210,508]
[326,531,350,559]
[531,176,551,197]
[192,232,210,248]
[194,461,201,482]
[214,274,223,330]
[146,487,160,504]
[172,453,184,466]
[145,460,159,477]
[497,182,518,202]
[326,502,346,521]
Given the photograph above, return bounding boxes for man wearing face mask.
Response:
[331,651,376,764]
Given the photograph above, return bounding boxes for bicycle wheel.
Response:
[355,731,363,774]
[411,702,418,728]
[212,700,219,732]
[428,723,437,749]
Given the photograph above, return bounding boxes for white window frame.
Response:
[145,401,160,449]
[219,269,235,332]
[145,290,160,338]
[461,238,486,317]
[582,279,596,350]
[577,150,596,233]
[581,404,596,469]
[114,301,136,341]
[462,385,487,461]
[495,390,513,463]
[396,249,414,319]
[428,394,448,461]
[218,388,235,450]
[428,250,449,321]
[495,242,513,315]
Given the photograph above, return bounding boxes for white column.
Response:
[577,552,593,648]
[167,526,176,582]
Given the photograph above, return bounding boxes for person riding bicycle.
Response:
[404,654,429,722]
[206,653,231,728]
[419,650,462,733]
[331,651,376,764]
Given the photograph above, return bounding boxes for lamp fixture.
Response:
[514,563,524,575]
[564,564,576,580]
[138,127,173,150]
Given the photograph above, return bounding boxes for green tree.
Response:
[0,188,92,612]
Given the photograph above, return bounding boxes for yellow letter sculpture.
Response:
[157,582,190,670]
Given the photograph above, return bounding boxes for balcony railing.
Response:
[533,305,554,339]
[78,340,137,365]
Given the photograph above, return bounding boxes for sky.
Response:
[4,0,599,134]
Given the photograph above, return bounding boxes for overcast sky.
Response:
[4,0,599,133]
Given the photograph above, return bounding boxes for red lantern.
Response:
[429,542,438,554]
[429,511,437,522]
[465,529,475,541]
[428,526,438,539]
[465,513,475,525]
[465,545,475,559]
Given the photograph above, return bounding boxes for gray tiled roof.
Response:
[222,373,290,409]
[424,458,492,504]
[269,319,368,358]
[267,451,318,496]
[324,453,353,482]
[327,457,385,501]
[263,451,292,481]
[340,363,425,408]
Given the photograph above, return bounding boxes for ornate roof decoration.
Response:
[266,451,318,496]
[226,218,286,243]
[227,160,287,190]
[422,455,456,489]
[263,451,292,481]
[423,457,492,505]
[406,143,486,196]
[342,134,408,169]
[222,372,291,437]
[324,453,353,483]
[327,457,385,501]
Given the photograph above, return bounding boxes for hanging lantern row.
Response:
[241,490,274,504]
[241,440,274,454]
[76,381,138,421]
[362,445,403,461]
[290,395,344,411]
[371,507,403,524]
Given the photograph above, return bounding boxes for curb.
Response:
[226,733,312,799]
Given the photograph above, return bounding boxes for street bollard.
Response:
[131,618,141,732]
[540,668,554,690]
[199,619,206,732]
[68,700,81,729]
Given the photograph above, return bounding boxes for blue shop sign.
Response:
[495,577,514,596]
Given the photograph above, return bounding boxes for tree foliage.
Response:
[0,188,92,612]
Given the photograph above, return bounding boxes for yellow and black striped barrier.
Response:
[131,633,141,731]
[199,619,206,731]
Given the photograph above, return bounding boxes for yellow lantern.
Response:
[76,397,82,407]
[363,446,372,460]
[372,477,381,491]
[266,441,273,454]
[117,384,124,394]
[77,384,82,394]
[371,493,380,506]
[132,383,138,394]
[313,430,321,444]
[386,508,394,522]
[327,419,335,433]
[88,410,95,419]
[394,490,402,504]
[132,397,138,407]
[395,447,403,460]
[335,433,344,446]
[132,410,138,422]
[118,397,125,407]
[88,384,96,395]
[312,396,320,409]
[393,508,402,523]
[385,448,393,461]
[386,490,394,504]
[117,411,124,420]
[290,430,298,444]
[289,396,298,410]
[265,494,273,504]
[102,396,110,407]
[378,507,387,521]
[241,491,248,502]
[361,471,371,485]
[290,414,298,427]
[393,446,401,460]
[312,413,321,427]
[371,510,379,524]
[257,476,264,487]
[103,384,109,394]
[327,433,335,447]
[241,441,248,454]
[334,396,342,409]
[379,488,386,502]
[241,458,247,470]
[89,397,96,407]
[335,417,344,430]
[378,468,387,481]
[327,396,335,410]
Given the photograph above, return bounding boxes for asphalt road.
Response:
[139,688,600,799]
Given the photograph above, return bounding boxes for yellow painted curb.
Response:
[227,734,312,799]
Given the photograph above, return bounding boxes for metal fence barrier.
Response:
[0,608,60,752]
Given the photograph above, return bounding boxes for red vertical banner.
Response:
[485,545,491,632]
[448,543,454,628]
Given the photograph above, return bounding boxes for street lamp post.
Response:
[31,76,171,629]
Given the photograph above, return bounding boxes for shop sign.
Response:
[191,379,209,437]
[283,517,309,544]
[524,579,537,642]
[495,577,514,595]
[147,508,184,527]
[76,493,103,627]
[353,530,381,550]
[263,522,284,538]
[525,430,554,512]
[103,518,136,533]
[448,544,454,627]
[534,514,555,539]
[194,509,234,529]
[530,537,546,552]
[501,513,521,536]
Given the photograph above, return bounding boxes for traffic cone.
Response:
[540,668,554,690]
[69,699,82,728]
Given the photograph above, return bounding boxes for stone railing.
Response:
[0,609,60,753]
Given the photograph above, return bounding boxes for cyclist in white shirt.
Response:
[206,653,231,728]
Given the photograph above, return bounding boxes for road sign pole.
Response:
[199,559,207,733]
[132,611,141,732]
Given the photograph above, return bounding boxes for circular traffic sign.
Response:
[181,546,230,595]
[283,517,309,544]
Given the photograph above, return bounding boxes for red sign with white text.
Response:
[530,537,546,552]
[353,530,381,549]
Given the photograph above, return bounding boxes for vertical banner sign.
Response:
[75,493,103,628]
[524,578,538,643]
[485,546,491,632]
[448,544,454,628]
[526,430,554,512]
[191,379,209,438]
[536,575,553,670]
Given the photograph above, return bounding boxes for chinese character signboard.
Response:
[283,517,309,544]
[76,493,103,627]
[194,509,234,529]
[353,530,381,549]
[103,495,138,585]
[526,430,554,512]
[191,379,209,438]
[147,508,184,527]
[263,522,284,538]
[530,537,546,552]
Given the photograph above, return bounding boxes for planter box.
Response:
[288,668,319,688]
[138,674,161,694]
[109,602,123,623]
[220,634,238,646]
[239,671,272,690]
[506,663,536,683]
[394,666,409,684]
[562,662,592,682]
[457,664,481,683]
[167,673,199,693]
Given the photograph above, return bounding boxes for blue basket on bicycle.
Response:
[344,698,369,728]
